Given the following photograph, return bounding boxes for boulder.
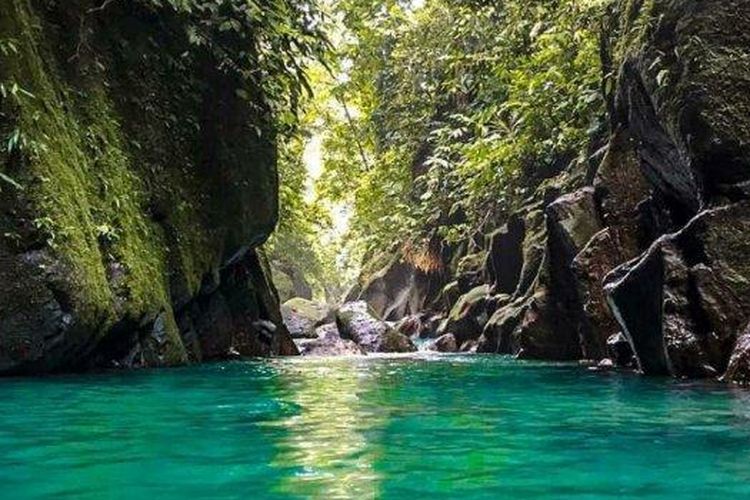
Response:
[356,251,445,321]
[607,332,634,368]
[335,301,416,353]
[426,333,458,353]
[396,315,423,337]
[281,298,333,339]
[296,323,366,357]
[456,252,487,293]
[379,329,418,353]
[439,281,462,311]
[478,287,580,361]
[437,285,491,345]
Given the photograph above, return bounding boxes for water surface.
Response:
[1,354,750,499]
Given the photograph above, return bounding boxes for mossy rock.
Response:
[281,298,333,339]
[0,1,282,373]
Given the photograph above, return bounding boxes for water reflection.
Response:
[264,358,383,498]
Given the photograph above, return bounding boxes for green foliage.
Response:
[266,127,340,300]
[316,0,608,258]
[143,0,330,128]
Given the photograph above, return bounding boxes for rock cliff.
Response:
[0,0,296,374]
[353,0,750,382]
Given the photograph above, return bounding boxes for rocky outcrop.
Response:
[600,0,750,379]
[606,202,750,377]
[437,285,492,346]
[336,301,416,353]
[477,0,750,377]
[613,0,750,213]
[0,1,295,374]
[272,263,313,303]
[337,0,750,382]
[351,250,446,321]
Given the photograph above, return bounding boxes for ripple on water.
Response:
[1,355,750,498]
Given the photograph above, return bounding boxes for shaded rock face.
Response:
[594,0,750,380]
[272,264,313,303]
[612,0,750,216]
[723,325,750,385]
[354,256,445,321]
[476,198,583,361]
[336,302,416,353]
[0,3,295,374]
[606,203,750,378]
[486,217,525,294]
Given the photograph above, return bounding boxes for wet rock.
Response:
[607,333,634,368]
[396,315,423,337]
[479,287,580,361]
[281,298,333,339]
[336,301,416,353]
[587,358,618,373]
[379,329,418,353]
[606,202,750,378]
[722,326,750,385]
[427,333,458,353]
[420,314,444,339]
[459,339,479,353]
[513,289,581,361]
[573,228,636,359]
[605,239,707,376]
[297,323,366,357]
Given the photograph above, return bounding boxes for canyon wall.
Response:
[0,0,296,374]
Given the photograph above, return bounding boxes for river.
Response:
[1,354,750,498]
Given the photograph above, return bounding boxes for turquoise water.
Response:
[2,354,750,499]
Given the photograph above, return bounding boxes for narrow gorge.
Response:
[2,0,750,498]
